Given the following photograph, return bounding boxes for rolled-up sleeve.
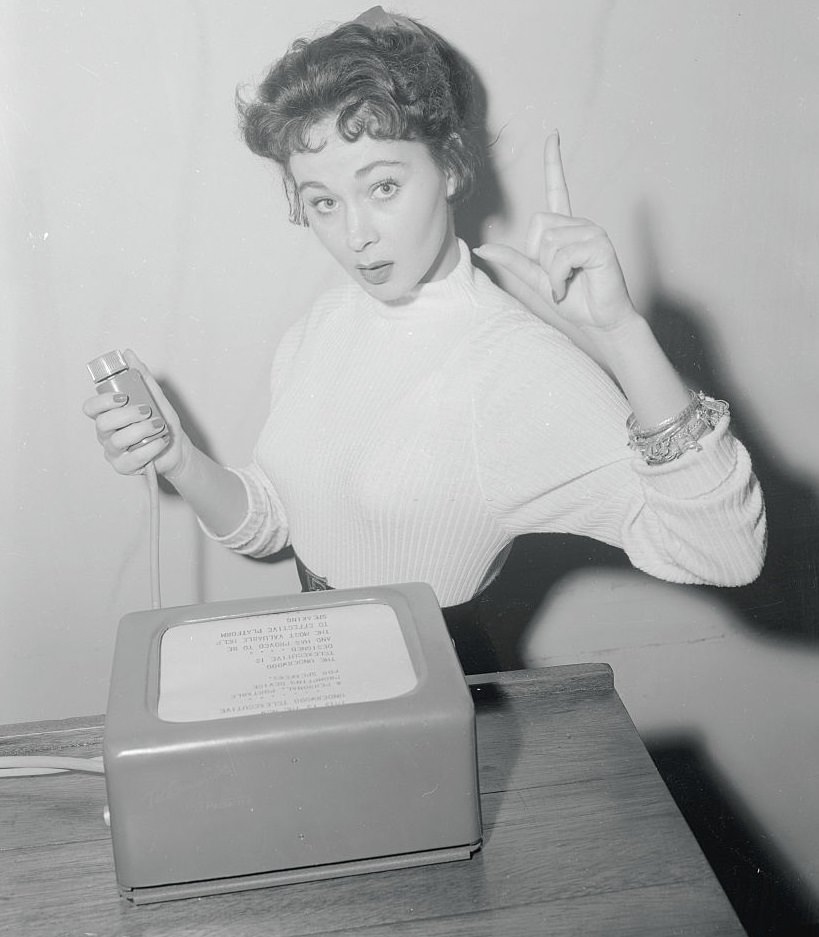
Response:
[198,463,290,557]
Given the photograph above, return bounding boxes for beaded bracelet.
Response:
[627,390,729,465]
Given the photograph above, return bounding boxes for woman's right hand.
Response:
[82,349,190,478]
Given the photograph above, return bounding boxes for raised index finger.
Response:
[544,130,572,217]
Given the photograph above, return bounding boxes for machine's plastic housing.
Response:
[103,584,482,903]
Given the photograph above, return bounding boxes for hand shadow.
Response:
[634,201,819,646]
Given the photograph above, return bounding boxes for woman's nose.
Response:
[346,207,378,252]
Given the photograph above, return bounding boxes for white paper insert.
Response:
[158,602,417,722]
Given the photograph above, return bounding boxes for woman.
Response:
[84,8,765,666]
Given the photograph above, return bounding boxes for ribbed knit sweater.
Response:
[208,241,765,606]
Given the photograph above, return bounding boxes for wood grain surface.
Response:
[0,665,745,936]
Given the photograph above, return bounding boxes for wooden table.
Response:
[0,665,744,936]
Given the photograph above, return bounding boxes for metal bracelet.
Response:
[627,392,729,465]
[626,389,699,440]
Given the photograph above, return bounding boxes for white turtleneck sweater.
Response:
[207,241,765,606]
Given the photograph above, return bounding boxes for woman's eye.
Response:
[312,197,337,214]
[373,180,399,199]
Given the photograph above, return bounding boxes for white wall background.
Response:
[2,0,818,910]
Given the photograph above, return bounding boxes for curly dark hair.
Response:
[237,12,485,224]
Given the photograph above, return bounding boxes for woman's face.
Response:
[289,120,460,302]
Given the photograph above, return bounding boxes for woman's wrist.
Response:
[584,312,691,428]
[160,438,249,536]
[578,303,648,349]
[160,431,195,484]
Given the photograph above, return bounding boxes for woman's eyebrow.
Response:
[354,159,406,179]
[297,179,328,193]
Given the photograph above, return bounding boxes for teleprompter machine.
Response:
[103,583,482,903]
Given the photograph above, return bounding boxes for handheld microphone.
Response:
[87,350,166,448]
[87,349,163,607]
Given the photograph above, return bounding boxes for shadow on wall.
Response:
[650,736,819,937]
[637,201,819,647]
[453,50,508,249]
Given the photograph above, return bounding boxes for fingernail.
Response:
[113,394,128,404]
[152,419,165,430]
[472,245,486,256]
[138,405,152,416]
[551,287,560,304]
